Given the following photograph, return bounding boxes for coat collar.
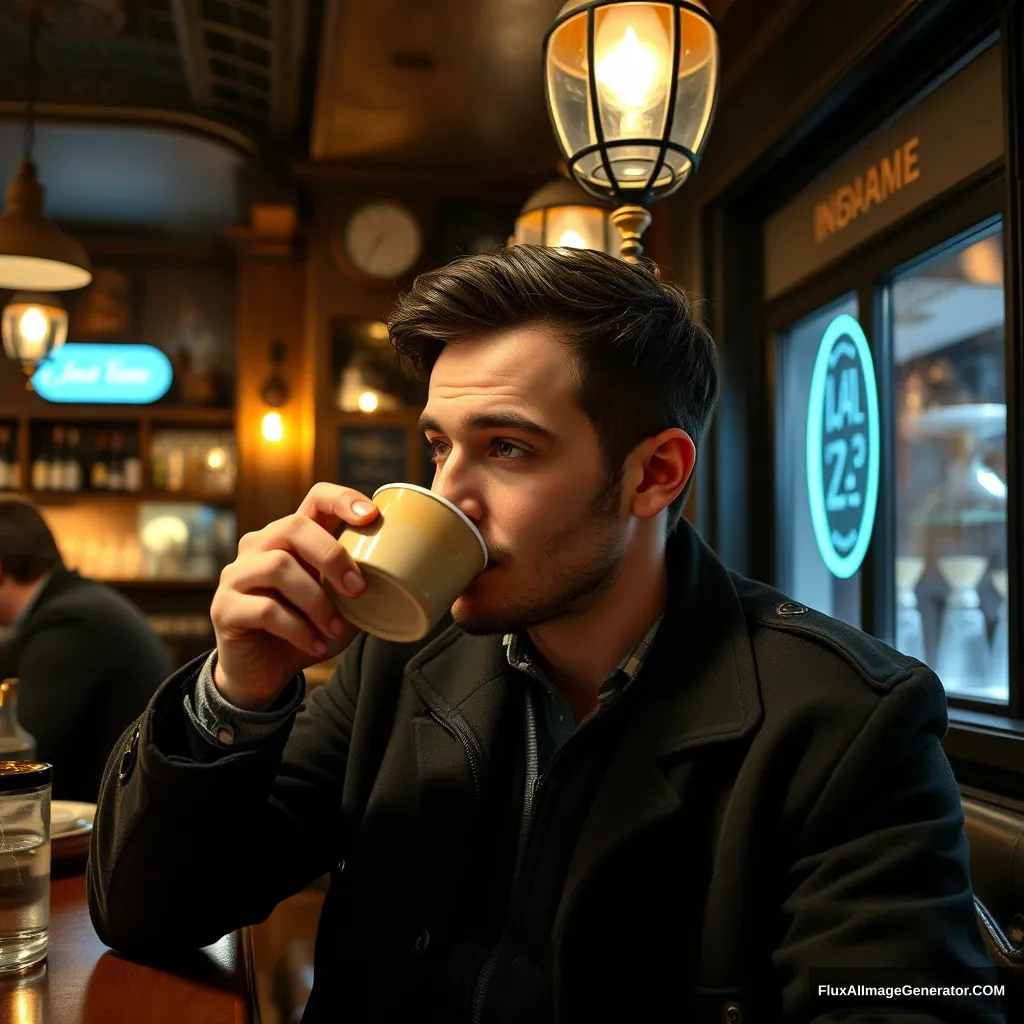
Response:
[405,518,763,759]
[400,521,764,954]
[9,566,82,638]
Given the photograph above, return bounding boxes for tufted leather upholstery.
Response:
[961,787,1024,1014]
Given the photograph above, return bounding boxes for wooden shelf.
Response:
[20,407,235,426]
[20,489,236,506]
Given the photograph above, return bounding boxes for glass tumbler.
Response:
[0,762,51,972]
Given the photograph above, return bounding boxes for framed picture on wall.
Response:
[68,266,142,342]
[436,200,520,265]
[337,426,411,497]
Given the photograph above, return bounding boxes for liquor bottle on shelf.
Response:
[0,679,35,760]
[167,437,186,492]
[63,427,83,492]
[107,432,125,492]
[47,426,66,491]
[123,433,143,492]
[30,433,51,492]
[90,433,109,491]
[0,427,12,491]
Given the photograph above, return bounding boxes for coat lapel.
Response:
[553,523,764,941]
[403,628,516,934]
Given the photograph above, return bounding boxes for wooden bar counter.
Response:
[0,872,256,1024]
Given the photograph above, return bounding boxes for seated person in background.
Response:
[0,499,172,801]
[87,248,1001,1022]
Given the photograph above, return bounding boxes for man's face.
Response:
[420,324,631,635]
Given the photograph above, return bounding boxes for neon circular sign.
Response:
[805,312,880,579]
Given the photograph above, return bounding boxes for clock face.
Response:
[342,201,423,280]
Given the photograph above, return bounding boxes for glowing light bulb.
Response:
[556,228,589,249]
[594,7,670,136]
[357,390,379,413]
[206,447,226,470]
[261,411,283,443]
[18,306,49,355]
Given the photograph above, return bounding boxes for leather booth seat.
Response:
[961,786,1024,1015]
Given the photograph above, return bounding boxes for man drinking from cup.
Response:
[87,246,1003,1022]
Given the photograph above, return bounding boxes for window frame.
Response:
[764,172,1017,722]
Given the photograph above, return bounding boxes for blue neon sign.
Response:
[806,313,880,580]
[31,343,173,404]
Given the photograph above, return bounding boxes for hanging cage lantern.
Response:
[512,173,616,253]
[543,0,719,260]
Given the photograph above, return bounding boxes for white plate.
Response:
[50,800,95,838]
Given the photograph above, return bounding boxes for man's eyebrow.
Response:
[417,410,557,441]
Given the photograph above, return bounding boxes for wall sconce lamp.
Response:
[543,0,720,261]
[260,338,289,443]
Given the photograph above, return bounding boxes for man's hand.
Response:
[209,483,380,710]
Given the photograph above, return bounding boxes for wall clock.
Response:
[338,200,423,282]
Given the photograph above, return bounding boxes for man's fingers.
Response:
[248,515,366,596]
[211,592,327,658]
[296,483,379,532]
[221,549,344,640]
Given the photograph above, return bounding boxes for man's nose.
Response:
[433,464,484,525]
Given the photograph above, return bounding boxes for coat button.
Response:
[410,928,430,955]
[118,725,140,783]
[722,1002,743,1024]
[777,601,807,616]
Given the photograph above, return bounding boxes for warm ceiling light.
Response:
[357,391,380,413]
[512,175,616,254]
[544,0,720,261]
[0,9,91,292]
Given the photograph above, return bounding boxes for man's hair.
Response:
[0,500,62,583]
[386,244,721,532]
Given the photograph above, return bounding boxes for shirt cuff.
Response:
[183,650,305,750]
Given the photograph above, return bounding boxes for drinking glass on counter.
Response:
[0,762,51,972]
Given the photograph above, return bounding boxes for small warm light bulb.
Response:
[19,307,48,346]
[555,228,589,249]
[594,7,670,134]
[261,411,283,443]
[357,390,379,413]
[597,26,659,109]
[206,447,226,470]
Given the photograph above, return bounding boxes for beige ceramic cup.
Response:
[321,482,488,642]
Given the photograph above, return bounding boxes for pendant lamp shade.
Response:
[0,161,92,291]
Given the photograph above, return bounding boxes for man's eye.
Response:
[494,441,528,460]
[426,439,450,463]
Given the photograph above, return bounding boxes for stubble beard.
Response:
[452,473,626,636]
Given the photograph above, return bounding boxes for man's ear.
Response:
[626,428,696,520]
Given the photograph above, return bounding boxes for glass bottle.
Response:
[30,434,50,493]
[989,569,1009,703]
[46,426,65,491]
[0,679,36,760]
[107,433,125,492]
[63,427,83,492]
[935,556,992,698]
[123,433,143,492]
[895,556,926,662]
[90,432,109,491]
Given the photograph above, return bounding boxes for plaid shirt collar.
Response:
[503,611,664,707]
